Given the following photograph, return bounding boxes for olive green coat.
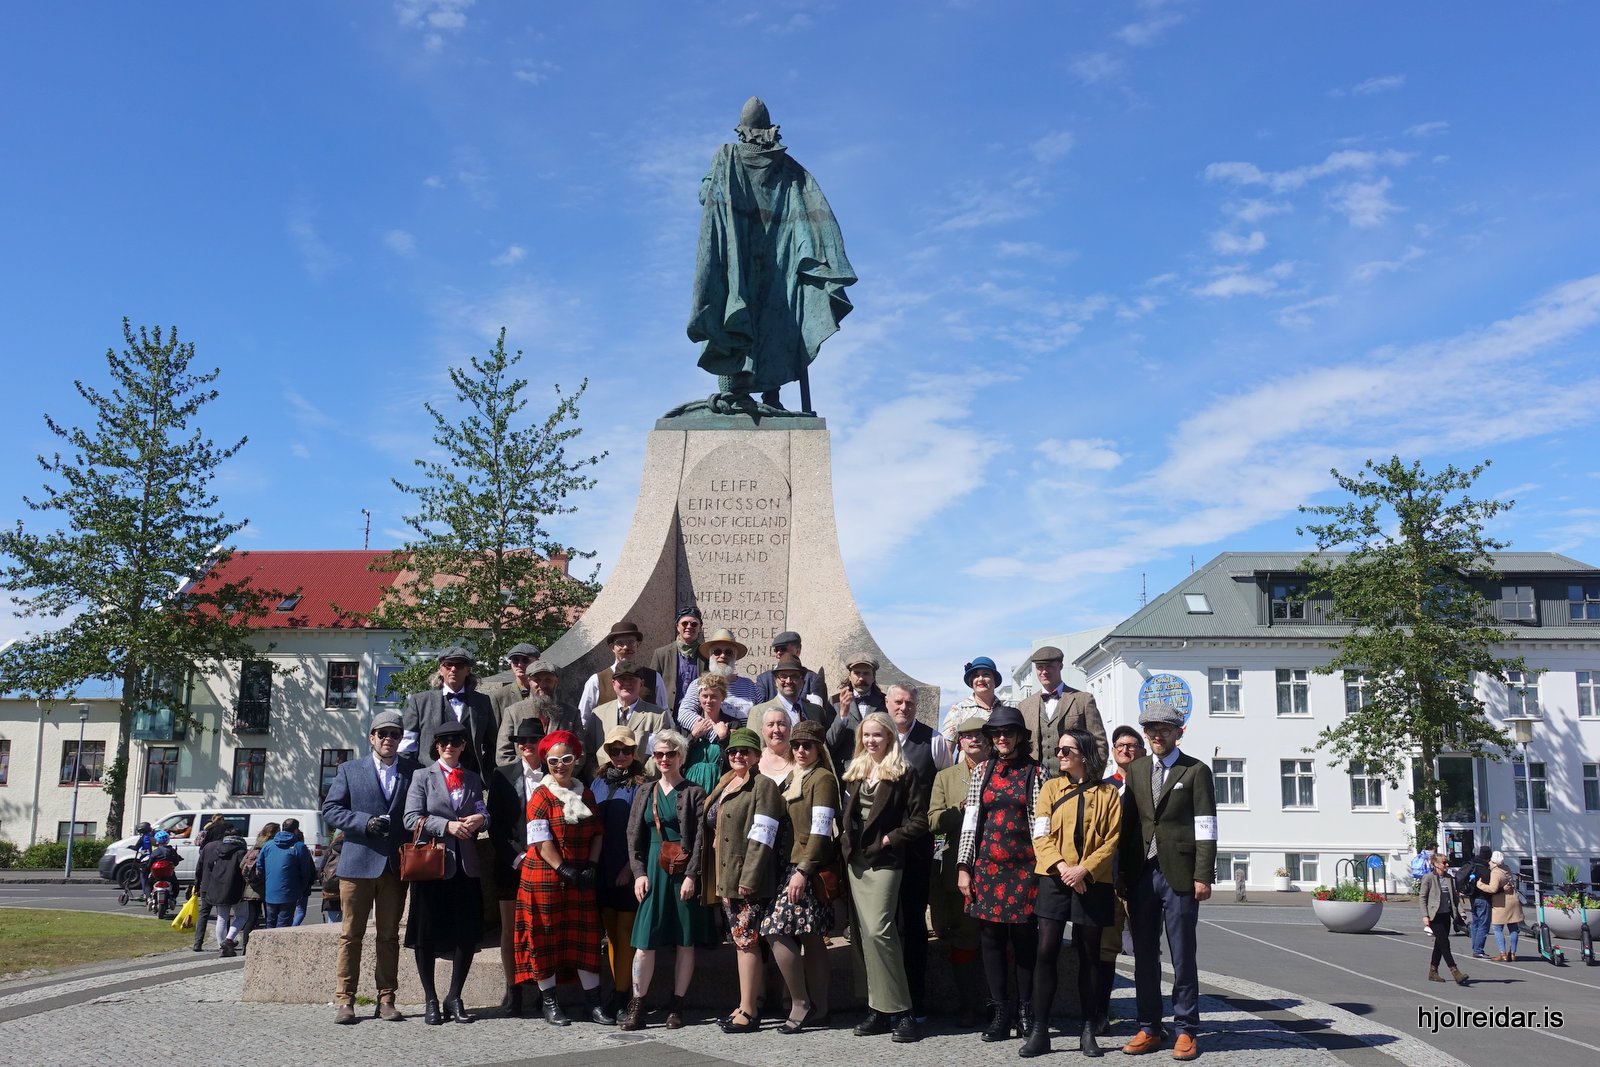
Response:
[705,770,783,900]
[781,767,840,875]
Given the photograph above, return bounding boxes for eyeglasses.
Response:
[373,730,402,741]
[652,751,679,760]
[1113,742,1142,751]
[440,661,469,669]
[708,648,736,658]
[727,748,755,758]
[509,656,533,666]
[546,754,578,767]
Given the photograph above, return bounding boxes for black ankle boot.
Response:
[500,985,525,1017]
[444,995,475,1024]
[1017,1004,1035,1040]
[982,1001,1014,1042]
[542,988,571,1027]
[1081,1019,1104,1057]
[1019,1020,1051,1058]
[587,987,616,1025]
[423,998,443,1026]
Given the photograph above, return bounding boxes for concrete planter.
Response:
[1312,897,1384,933]
[1274,875,1293,892]
[1542,903,1600,940]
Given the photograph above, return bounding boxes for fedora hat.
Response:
[698,628,748,659]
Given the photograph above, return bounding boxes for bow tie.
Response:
[446,691,464,702]
[444,766,464,792]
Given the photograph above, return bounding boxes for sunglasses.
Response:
[727,748,755,757]
[437,737,465,747]
[652,750,679,760]
[989,727,1022,738]
[373,730,402,741]
[546,754,578,767]
[1056,746,1081,756]
[509,656,533,666]
[791,740,817,750]
[605,745,633,756]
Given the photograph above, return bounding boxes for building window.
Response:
[1286,852,1319,883]
[1585,764,1600,813]
[59,740,105,785]
[1571,583,1600,622]
[1216,851,1249,886]
[1208,668,1242,715]
[1514,760,1548,811]
[0,739,9,785]
[1280,759,1316,809]
[1579,672,1600,719]
[232,748,267,797]
[1276,669,1310,716]
[1505,670,1540,717]
[1271,582,1305,621]
[1349,761,1385,809]
[144,746,179,794]
[1343,671,1371,715]
[375,664,405,706]
[326,662,360,710]
[1498,585,1536,622]
[1213,758,1246,806]
[1517,855,1554,889]
[320,748,354,801]
[56,821,96,843]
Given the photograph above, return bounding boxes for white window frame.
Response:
[1498,585,1536,622]
[1285,852,1319,883]
[1578,671,1600,719]
[1343,670,1371,715]
[1514,759,1548,811]
[1280,758,1316,809]
[1208,667,1242,716]
[1584,763,1600,813]
[1348,760,1385,809]
[1505,670,1540,718]
[1212,757,1247,807]
[1216,851,1250,887]
[1276,668,1311,717]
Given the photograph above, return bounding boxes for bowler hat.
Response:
[437,645,474,665]
[510,717,546,743]
[1138,701,1185,728]
[963,656,1001,687]
[698,628,748,659]
[771,655,808,676]
[603,619,644,644]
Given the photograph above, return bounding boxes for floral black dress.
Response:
[966,758,1039,923]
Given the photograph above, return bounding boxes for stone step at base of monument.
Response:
[241,923,1085,1019]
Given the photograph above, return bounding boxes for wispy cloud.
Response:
[1115,11,1184,47]
[1330,73,1406,97]
[1275,295,1338,329]
[287,204,340,279]
[1038,437,1123,471]
[422,175,445,189]
[1192,261,1294,298]
[384,229,417,256]
[933,176,1043,232]
[395,0,474,51]
[1229,199,1292,224]
[1330,177,1400,228]
[1352,245,1425,282]
[1406,121,1449,138]
[1205,149,1411,194]
[1030,130,1075,165]
[284,390,334,429]
[490,244,526,267]
[1210,229,1267,255]
[513,61,560,85]
[1070,52,1122,85]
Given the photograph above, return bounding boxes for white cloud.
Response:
[384,229,417,256]
[1330,177,1400,228]
[490,244,526,267]
[422,175,445,189]
[1275,295,1338,329]
[1210,230,1267,255]
[1192,261,1293,298]
[1229,198,1293,224]
[287,204,340,279]
[396,1,474,41]
[513,61,560,85]
[283,390,334,429]
[1204,149,1411,194]
[1030,130,1075,165]
[933,175,1042,232]
[1070,52,1122,84]
[1352,245,1425,282]
[289,442,311,460]
[1351,74,1406,95]
[1115,12,1184,46]
[1038,437,1123,471]
[1406,121,1449,138]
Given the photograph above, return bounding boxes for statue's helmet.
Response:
[739,96,772,129]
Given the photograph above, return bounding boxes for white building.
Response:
[1067,551,1600,893]
[1,551,407,846]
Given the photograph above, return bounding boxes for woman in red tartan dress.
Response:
[512,730,608,1026]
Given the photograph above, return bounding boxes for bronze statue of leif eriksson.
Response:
[675,97,857,419]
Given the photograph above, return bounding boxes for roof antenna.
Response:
[1140,572,1148,608]
[361,509,371,550]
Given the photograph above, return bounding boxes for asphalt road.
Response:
[0,880,161,918]
[1198,902,1600,1067]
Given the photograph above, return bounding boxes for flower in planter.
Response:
[1274,867,1291,878]
[1543,891,1600,911]
[1311,882,1384,903]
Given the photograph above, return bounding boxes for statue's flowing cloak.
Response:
[688,142,856,393]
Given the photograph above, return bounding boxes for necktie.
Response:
[1147,758,1166,859]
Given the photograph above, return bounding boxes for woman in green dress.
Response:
[684,673,731,792]
[621,728,709,1030]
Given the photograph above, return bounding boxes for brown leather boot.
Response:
[618,996,644,1031]
[1427,966,1444,982]
[1449,966,1469,986]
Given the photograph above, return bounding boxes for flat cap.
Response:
[1030,645,1065,664]
[956,714,990,736]
[844,651,879,671]
[437,646,474,664]
[771,631,802,648]
[1138,701,1185,728]
[611,659,644,680]
[529,658,559,677]
[369,710,403,733]
[507,642,541,660]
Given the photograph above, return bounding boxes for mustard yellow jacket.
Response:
[1032,778,1121,883]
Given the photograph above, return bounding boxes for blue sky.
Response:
[4,2,1600,700]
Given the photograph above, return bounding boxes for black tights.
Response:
[980,919,1037,1006]
[1035,917,1103,1025]
[415,946,475,1002]
[1430,911,1457,968]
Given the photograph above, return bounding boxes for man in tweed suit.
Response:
[1017,645,1108,766]
[401,646,496,776]
[322,710,421,1023]
[1116,702,1215,1062]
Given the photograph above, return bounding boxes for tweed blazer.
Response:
[486,759,543,892]
[754,666,831,710]
[589,699,672,776]
[1116,749,1217,891]
[838,771,929,870]
[1420,870,1460,921]
[494,693,585,767]
[955,756,1047,870]
[403,760,488,879]
[1019,686,1108,766]
[928,758,978,890]
[824,685,886,771]
[1033,777,1121,882]
[779,767,841,873]
[322,753,422,880]
[649,642,707,711]
[625,777,708,881]
[704,770,784,899]
[402,686,497,778]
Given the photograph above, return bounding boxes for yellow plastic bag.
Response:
[172,890,198,931]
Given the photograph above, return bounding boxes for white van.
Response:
[97,808,325,890]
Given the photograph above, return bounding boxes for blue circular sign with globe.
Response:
[1137,673,1193,724]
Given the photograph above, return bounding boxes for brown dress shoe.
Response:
[376,999,405,1022]
[1123,1029,1165,1055]
[1172,1033,1199,1061]
[333,1003,357,1025]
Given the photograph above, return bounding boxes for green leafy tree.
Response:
[1297,456,1522,850]
[0,320,278,837]
[364,329,604,696]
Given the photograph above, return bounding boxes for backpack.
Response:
[241,846,265,893]
[1454,861,1479,898]
[1408,851,1430,879]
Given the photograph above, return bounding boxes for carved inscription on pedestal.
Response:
[676,445,790,679]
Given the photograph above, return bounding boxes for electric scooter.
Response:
[1527,872,1566,966]
[1578,881,1596,966]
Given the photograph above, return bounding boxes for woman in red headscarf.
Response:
[512,729,610,1027]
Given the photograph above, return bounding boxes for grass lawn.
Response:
[0,907,194,977]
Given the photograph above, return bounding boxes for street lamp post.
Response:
[1507,716,1541,909]
[65,703,90,879]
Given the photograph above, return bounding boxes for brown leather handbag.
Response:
[398,818,446,882]
[652,785,690,876]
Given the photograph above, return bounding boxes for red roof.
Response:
[194,550,402,629]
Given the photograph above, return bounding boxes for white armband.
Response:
[528,819,552,845]
[1193,816,1217,842]
[1031,816,1051,838]
[810,806,835,836]
[749,814,779,848]
[961,806,979,836]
